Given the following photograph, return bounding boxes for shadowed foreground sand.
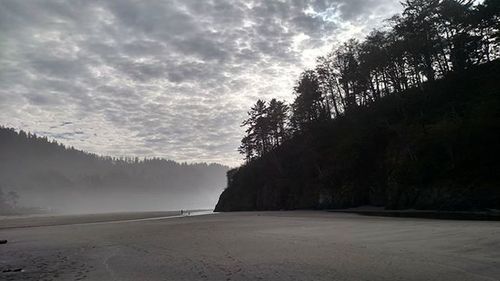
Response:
[1,211,499,281]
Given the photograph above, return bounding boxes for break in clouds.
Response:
[0,0,401,166]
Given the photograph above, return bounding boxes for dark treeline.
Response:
[239,0,499,161]
[0,127,228,214]
[216,0,500,212]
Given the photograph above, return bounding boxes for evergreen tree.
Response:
[238,0,499,162]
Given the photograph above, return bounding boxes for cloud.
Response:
[0,0,401,166]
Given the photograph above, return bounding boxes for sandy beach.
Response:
[1,211,499,281]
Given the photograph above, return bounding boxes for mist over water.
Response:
[19,189,222,215]
[0,127,229,215]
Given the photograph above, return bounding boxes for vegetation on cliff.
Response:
[215,0,500,211]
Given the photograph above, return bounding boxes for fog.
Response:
[0,127,229,215]
[16,188,224,215]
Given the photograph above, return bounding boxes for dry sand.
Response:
[1,211,499,281]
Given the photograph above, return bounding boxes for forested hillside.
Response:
[0,127,228,213]
[215,0,500,211]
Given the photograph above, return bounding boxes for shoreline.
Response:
[328,207,500,221]
[0,210,214,230]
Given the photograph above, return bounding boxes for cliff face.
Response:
[215,62,500,212]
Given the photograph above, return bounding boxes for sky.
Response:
[0,0,402,167]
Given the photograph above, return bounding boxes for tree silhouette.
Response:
[267,99,289,147]
[238,0,499,162]
[239,99,289,161]
[291,70,328,131]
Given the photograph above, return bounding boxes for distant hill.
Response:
[215,61,500,212]
[0,127,229,213]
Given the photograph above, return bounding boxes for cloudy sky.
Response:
[0,0,401,166]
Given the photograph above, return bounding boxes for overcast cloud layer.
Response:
[0,0,401,166]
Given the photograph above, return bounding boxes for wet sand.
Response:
[0,211,182,230]
[1,211,499,281]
